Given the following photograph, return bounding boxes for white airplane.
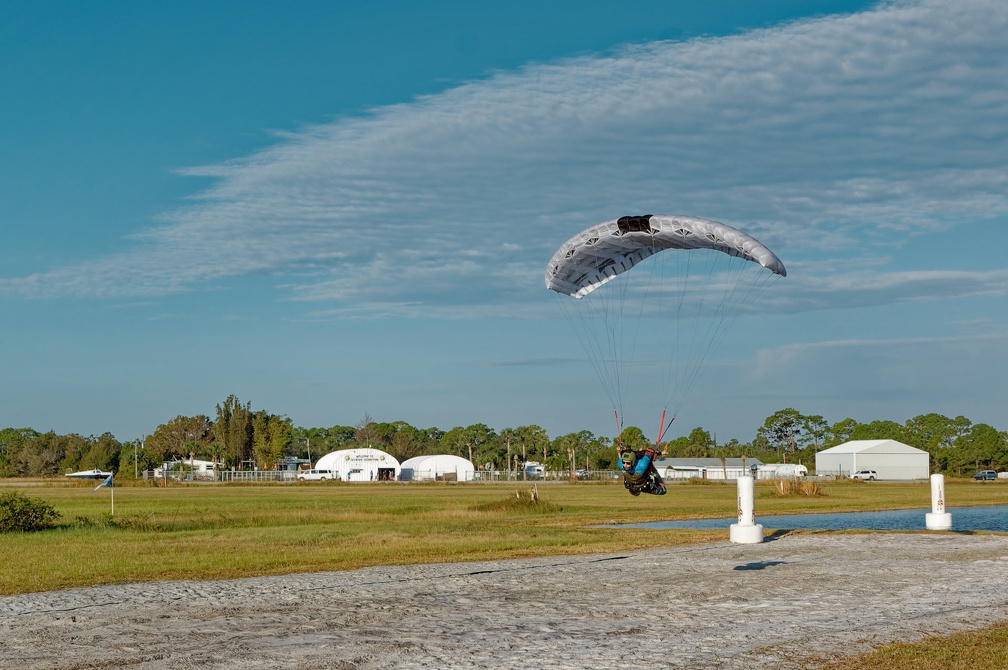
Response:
[65,468,113,480]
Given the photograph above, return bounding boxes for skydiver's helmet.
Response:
[620,450,637,471]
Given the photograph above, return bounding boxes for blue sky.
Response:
[2,0,1006,445]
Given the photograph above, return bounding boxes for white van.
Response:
[298,469,336,481]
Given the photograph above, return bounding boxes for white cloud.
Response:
[2,0,1007,320]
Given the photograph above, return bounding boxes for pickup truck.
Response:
[974,470,997,481]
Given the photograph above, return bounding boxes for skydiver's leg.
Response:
[649,470,666,495]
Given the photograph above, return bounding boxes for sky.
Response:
[2,0,1007,445]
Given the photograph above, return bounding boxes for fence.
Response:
[218,470,300,483]
[178,469,636,484]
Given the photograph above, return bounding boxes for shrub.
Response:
[0,492,61,532]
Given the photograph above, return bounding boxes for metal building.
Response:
[815,440,930,480]
[314,447,401,481]
[399,454,476,482]
[652,457,764,481]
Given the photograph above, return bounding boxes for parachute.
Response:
[545,214,786,445]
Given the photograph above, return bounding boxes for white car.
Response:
[298,469,336,481]
[850,470,877,481]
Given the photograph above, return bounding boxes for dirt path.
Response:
[2,533,1007,669]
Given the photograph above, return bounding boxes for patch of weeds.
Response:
[0,492,61,532]
[771,479,823,497]
[474,487,560,514]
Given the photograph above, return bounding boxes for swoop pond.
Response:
[617,504,1008,532]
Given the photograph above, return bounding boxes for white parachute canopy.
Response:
[545,215,785,434]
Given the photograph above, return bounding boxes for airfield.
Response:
[3,532,1007,669]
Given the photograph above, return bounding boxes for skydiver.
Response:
[618,447,667,496]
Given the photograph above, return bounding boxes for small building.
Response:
[399,455,475,482]
[314,448,401,481]
[156,458,218,481]
[652,457,765,481]
[756,463,809,479]
[280,456,311,471]
[815,440,930,480]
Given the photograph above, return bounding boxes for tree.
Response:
[146,415,213,464]
[827,418,859,447]
[0,428,38,477]
[683,427,714,457]
[214,395,252,468]
[269,415,293,458]
[800,415,829,450]
[354,413,381,449]
[80,432,122,472]
[388,424,424,463]
[206,441,228,469]
[904,414,971,454]
[9,432,71,477]
[757,409,803,460]
[551,431,600,473]
[850,420,905,443]
[440,424,498,465]
[514,425,549,466]
[617,426,651,452]
[951,423,1008,474]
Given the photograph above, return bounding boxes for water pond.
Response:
[618,504,1008,532]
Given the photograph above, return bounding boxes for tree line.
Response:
[1,396,1006,478]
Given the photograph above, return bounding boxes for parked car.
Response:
[298,469,336,481]
[974,470,997,481]
[850,470,877,481]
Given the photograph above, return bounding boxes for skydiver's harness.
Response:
[622,468,658,495]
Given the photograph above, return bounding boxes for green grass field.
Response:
[1,477,1004,596]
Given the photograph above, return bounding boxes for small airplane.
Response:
[65,468,114,480]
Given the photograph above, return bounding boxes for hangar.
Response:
[815,440,930,480]
[399,455,476,482]
[652,457,764,481]
[314,448,401,481]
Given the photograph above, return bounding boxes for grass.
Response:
[819,621,1008,669]
[0,477,1003,595]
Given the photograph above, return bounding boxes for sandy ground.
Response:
[2,532,1007,669]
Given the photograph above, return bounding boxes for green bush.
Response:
[0,492,61,532]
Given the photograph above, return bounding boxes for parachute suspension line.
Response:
[671,257,782,417]
[656,249,782,421]
[555,292,622,419]
[655,408,668,451]
[614,410,623,452]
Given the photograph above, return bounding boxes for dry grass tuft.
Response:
[772,479,822,497]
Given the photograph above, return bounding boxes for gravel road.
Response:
[2,532,1007,669]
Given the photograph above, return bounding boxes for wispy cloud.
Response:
[3,0,1006,319]
[775,265,1008,313]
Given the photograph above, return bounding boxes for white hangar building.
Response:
[815,440,930,480]
[314,448,400,481]
[399,455,476,482]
